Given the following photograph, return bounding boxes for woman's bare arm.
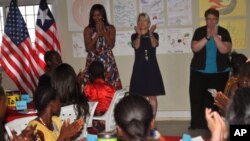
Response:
[83,27,99,52]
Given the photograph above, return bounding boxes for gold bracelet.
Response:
[149,34,153,37]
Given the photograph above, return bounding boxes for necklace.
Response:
[145,49,148,61]
[39,117,46,126]
[38,117,57,132]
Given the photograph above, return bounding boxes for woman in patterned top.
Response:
[80,4,122,90]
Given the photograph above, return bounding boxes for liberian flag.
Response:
[35,0,61,69]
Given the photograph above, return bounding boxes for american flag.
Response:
[35,0,61,69]
[0,0,43,95]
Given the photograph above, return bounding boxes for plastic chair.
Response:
[4,116,37,140]
[92,88,127,132]
[86,101,99,129]
[59,101,98,138]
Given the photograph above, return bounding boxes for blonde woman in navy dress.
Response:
[129,13,165,123]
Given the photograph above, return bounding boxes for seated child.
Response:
[0,86,6,141]
[114,95,166,141]
[38,50,62,87]
[0,86,36,141]
[84,61,115,116]
[214,52,247,113]
[28,86,84,140]
[223,52,247,97]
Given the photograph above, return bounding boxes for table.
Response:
[4,102,37,123]
[78,136,181,141]
[73,136,207,141]
[163,136,209,141]
[163,136,181,141]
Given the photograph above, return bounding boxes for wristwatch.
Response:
[205,36,210,40]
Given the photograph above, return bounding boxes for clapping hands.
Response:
[205,108,228,141]
[11,125,36,141]
[58,117,84,140]
[134,24,157,35]
[207,25,218,38]
[96,20,105,37]
[149,24,157,34]
[134,26,141,36]
[214,92,229,112]
[77,69,85,86]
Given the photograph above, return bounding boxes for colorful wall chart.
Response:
[67,0,110,31]
[199,0,246,17]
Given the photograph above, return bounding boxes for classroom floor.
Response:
[156,120,211,139]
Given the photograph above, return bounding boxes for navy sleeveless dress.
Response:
[129,32,165,96]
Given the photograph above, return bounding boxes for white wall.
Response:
[2,0,250,120]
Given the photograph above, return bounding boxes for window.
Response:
[0,3,52,44]
[0,7,4,67]
[0,3,53,66]
[17,5,39,42]
[0,7,4,44]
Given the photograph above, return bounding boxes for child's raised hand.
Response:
[58,118,85,140]
[11,125,36,141]
[77,69,85,85]
[205,108,228,141]
[214,92,229,112]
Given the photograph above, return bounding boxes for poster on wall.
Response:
[72,33,87,57]
[220,19,248,49]
[71,31,135,57]
[139,0,165,25]
[113,31,134,56]
[113,28,193,55]
[166,0,192,26]
[68,0,194,57]
[157,28,193,54]
[199,0,246,17]
[113,0,137,28]
[67,0,110,31]
[71,28,193,58]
